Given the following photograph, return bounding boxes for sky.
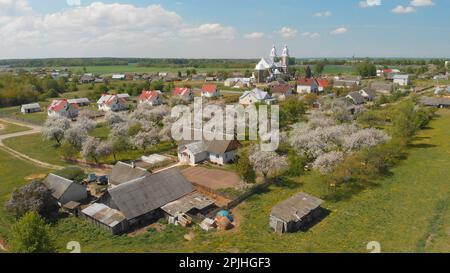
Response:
[0,0,449,59]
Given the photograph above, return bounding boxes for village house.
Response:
[43,173,88,206]
[98,168,196,231]
[346,91,366,105]
[370,81,394,94]
[359,88,377,101]
[376,68,400,77]
[67,98,90,106]
[97,94,128,112]
[270,192,324,234]
[297,78,319,94]
[420,97,450,108]
[108,161,149,187]
[317,79,330,92]
[47,99,79,118]
[20,103,41,114]
[79,74,95,84]
[393,74,411,86]
[178,139,241,166]
[201,84,220,98]
[172,87,194,102]
[239,88,273,105]
[112,74,126,81]
[270,84,293,101]
[139,90,164,106]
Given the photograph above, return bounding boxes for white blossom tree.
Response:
[343,128,390,151]
[131,129,160,152]
[42,116,71,145]
[312,151,345,174]
[248,146,288,180]
[81,137,101,163]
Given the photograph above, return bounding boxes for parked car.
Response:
[86,173,97,183]
[97,176,108,186]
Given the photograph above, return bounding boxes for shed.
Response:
[161,192,215,218]
[82,203,128,235]
[270,192,324,234]
[21,103,41,114]
[67,98,90,106]
[43,173,87,205]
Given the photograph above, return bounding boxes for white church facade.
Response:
[255,45,290,83]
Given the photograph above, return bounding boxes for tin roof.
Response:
[161,192,214,217]
[82,203,126,228]
[271,192,323,223]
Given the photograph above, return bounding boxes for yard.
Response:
[181,166,242,190]
[0,110,449,253]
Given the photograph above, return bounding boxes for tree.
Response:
[5,181,56,219]
[41,116,71,145]
[356,62,377,77]
[248,147,288,180]
[131,129,159,152]
[96,141,113,161]
[312,151,345,174]
[236,151,256,183]
[82,137,101,163]
[286,150,307,177]
[10,212,56,253]
[305,66,312,78]
[314,61,325,75]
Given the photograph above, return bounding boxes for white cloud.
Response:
[330,27,348,35]
[66,0,81,6]
[301,32,320,39]
[244,32,265,39]
[278,27,298,38]
[410,0,434,7]
[314,10,332,17]
[391,5,416,13]
[0,2,237,58]
[359,0,381,8]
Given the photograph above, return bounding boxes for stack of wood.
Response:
[215,216,233,231]
[177,214,193,227]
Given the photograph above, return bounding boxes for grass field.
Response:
[0,149,48,239]
[50,109,450,253]
[0,121,30,135]
[3,133,69,166]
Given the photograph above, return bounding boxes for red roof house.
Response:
[201,84,220,98]
[139,90,163,105]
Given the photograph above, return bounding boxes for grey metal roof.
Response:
[109,161,149,186]
[43,173,75,200]
[67,98,90,104]
[180,140,240,155]
[271,192,323,223]
[393,74,410,80]
[161,192,214,217]
[108,168,195,220]
[420,96,450,107]
[82,203,126,228]
[360,89,376,99]
[21,103,41,110]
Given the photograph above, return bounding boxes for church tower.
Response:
[281,45,289,73]
[270,45,277,62]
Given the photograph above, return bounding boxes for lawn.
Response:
[50,109,450,253]
[0,121,30,135]
[90,123,110,140]
[2,133,69,167]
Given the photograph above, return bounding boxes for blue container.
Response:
[217,210,233,222]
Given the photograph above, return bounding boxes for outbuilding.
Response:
[20,103,41,114]
[43,173,88,206]
[270,192,324,234]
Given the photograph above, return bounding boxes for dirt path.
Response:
[0,118,64,170]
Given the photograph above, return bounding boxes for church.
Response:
[255,45,290,83]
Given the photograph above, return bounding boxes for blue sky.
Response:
[0,0,449,59]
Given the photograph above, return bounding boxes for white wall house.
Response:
[178,140,240,166]
[393,75,411,86]
[239,88,273,105]
[47,99,79,118]
[97,94,128,112]
[201,85,220,98]
[138,90,163,106]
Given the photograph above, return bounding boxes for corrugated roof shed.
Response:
[271,192,323,223]
[21,103,41,110]
[161,192,214,216]
[82,203,126,228]
[108,168,195,220]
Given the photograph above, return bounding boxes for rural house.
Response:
[201,84,220,98]
[47,99,79,118]
[43,173,87,206]
[100,168,195,228]
[270,192,324,234]
[317,79,329,92]
[178,139,241,166]
[346,91,366,105]
[419,97,450,108]
[270,84,293,100]
[139,90,164,106]
[370,81,394,94]
[20,103,41,114]
[79,74,95,84]
[97,94,128,112]
[393,74,411,86]
[239,88,273,105]
[359,88,377,101]
[297,78,319,94]
[172,87,194,102]
[108,161,149,187]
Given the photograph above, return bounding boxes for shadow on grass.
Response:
[324,181,381,203]
[408,143,437,149]
[299,207,331,232]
